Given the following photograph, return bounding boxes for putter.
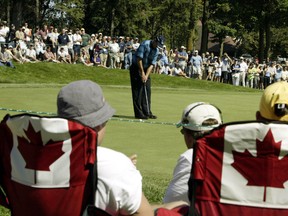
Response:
[143,82,150,115]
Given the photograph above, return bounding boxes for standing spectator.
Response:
[88,34,97,63]
[67,29,75,63]
[132,37,140,54]
[213,56,222,82]
[6,24,16,48]
[118,36,125,69]
[247,63,257,88]
[282,66,288,81]
[253,64,261,89]
[275,64,283,82]
[157,45,170,75]
[232,59,241,86]
[206,52,216,81]
[239,57,248,87]
[169,47,178,65]
[15,26,25,42]
[2,21,9,36]
[163,102,222,204]
[47,26,59,55]
[0,23,7,50]
[108,37,120,69]
[99,36,109,67]
[220,53,232,83]
[190,50,203,79]
[177,46,188,74]
[124,36,133,69]
[23,22,32,46]
[80,28,90,48]
[129,36,164,119]
[38,24,49,45]
[202,52,211,80]
[264,62,276,88]
[72,28,82,63]
[258,64,265,90]
[58,28,70,53]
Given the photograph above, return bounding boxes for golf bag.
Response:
[189,121,288,216]
[0,113,111,216]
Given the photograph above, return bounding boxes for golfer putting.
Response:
[129,35,165,119]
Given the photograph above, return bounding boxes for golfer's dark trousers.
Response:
[129,65,151,117]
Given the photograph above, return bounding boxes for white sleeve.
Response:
[163,149,193,204]
[95,147,142,215]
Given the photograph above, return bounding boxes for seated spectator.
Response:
[57,80,154,216]
[5,45,22,63]
[58,47,72,64]
[13,44,29,63]
[43,46,59,63]
[34,38,46,60]
[79,48,93,66]
[0,45,16,68]
[173,64,189,78]
[25,44,40,62]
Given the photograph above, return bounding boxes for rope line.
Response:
[0,107,177,126]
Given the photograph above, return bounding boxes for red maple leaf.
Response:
[17,121,64,171]
[232,129,288,201]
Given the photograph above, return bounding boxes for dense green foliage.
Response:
[0,0,287,60]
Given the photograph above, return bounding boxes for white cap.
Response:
[180,45,186,49]
[176,102,222,131]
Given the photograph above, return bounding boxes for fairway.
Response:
[0,83,262,204]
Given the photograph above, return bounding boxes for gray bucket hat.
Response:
[57,80,115,128]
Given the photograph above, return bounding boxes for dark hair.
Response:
[185,118,219,139]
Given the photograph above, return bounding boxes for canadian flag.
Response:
[0,114,98,216]
[192,121,288,216]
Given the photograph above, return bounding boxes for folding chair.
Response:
[189,121,288,216]
[0,113,110,216]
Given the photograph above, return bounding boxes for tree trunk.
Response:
[110,7,115,36]
[11,0,23,28]
[264,16,271,62]
[200,0,209,53]
[35,0,40,25]
[258,24,265,63]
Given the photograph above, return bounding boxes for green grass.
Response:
[0,63,262,214]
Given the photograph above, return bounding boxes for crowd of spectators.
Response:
[0,21,141,69]
[1,21,287,89]
[155,45,288,89]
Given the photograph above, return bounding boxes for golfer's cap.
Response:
[81,28,85,31]
[259,81,288,121]
[155,35,165,48]
[176,102,222,131]
[57,80,115,128]
[194,50,198,53]
[180,46,186,49]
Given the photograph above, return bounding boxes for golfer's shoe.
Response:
[148,114,157,119]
